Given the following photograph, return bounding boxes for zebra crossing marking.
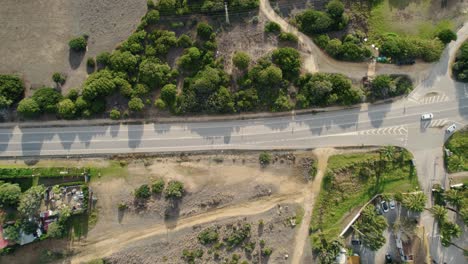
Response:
[358,125,408,136]
[419,94,449,104]
[428,119,448,128]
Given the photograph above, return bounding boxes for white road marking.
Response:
[358,125,408,136]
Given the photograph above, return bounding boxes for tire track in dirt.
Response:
[290,148,335,264]
[70,193,304,264]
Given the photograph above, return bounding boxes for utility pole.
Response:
[224,2,230,24]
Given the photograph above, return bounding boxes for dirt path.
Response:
[290,148,335,264]
[70,192,304,263]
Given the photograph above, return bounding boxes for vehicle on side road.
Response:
[381,200,389,213]
[421,113,433,120]
[389,200,396,210]
[385,253,393,263]
[446,124,456,133]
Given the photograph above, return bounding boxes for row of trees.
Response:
[315,33,372,62]
[294,0,348,35]
[379,34,445,62]
[148,0,259,15]
[369,74,413,100]
[452,41,468,82]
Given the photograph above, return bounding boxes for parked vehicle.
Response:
[385,253,393,263]
[446,124,456,133]
[375,204,383,215]
[381,200,389,213]
[389,200,396,210]
[421,113,433,120]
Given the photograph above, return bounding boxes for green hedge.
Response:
[0,167,91,179]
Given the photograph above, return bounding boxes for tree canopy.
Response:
[0,75,24,108]
[0,181,22,206]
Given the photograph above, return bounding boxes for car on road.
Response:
[385,253,393,263]
[389,200,395,210]
[446,124,456,133]
[421,113,433,120]
[375,204,383,215]
[381,200,389,213]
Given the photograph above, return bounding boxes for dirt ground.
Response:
[0,0,146,92]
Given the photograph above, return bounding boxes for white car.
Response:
[421,113,433,120]
[389,200,395,210]
[446,124,456,133]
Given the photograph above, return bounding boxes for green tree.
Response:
[264,21,281,33]
[444,189,463,211]
[165,180,184,198]
[0,75,25,108]
[57,99,76,119]
[31,87,63,113]
[272,47,301,80]
[325,39,342,58]
[437,29,457,44]
[52,72,66,85]
[109,109,121,120]
[152,179,165,194]
[66,88,80,101]
[160,84,177,107]
[17,98,40,118]
[3,225,20,243]
[138,59,171,88]
[197,22,214,40]
[18,185,45,218]
[96,52,111,66]
[234,88,258,112]
[326,0,345,18]
[178,47,202,70]
[207,86,235,113]
[295,9,333,34]
[128,97,145,112]
[87,57,96,69]
[177,34,193,48]
[259,152,272,165]
[68,36,87,51]
[232,51,250,70]
[157,0,177,14]
[272,91,293,112]
[110,51,138,73]
[430,205,448,224]
[134,184,151,199]
[353,205,387,251]
[401,192,427,212]
[154,98,166,109]
[46,221,64,238]
[145,10,160,24]
[440,221,461,247]
[82,70,117,100]
[371,75,395,100]
[0,181,21,206]
[198,228,219,244]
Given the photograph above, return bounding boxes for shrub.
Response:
[279,32,298,43]
[225,223,251,249]
[161,84,177,106]
[134,184,151,199]
[261,247,273,256]
[139,59,172,88]
[57,99,76,119]
[68,36,87,51]
[198,228,219,244]
[232,51,251,70]
[109,109,121,120]
[197,22,214,40]
[264,21,281,33]
[32,87,63,113]
[128,97,145,112]
[52,72,66,85]
[452,42,468,82]
[0,75,25,108]
[151,179,165,194]
[272,47,301,80]
[82,70,117,100]
[177,34,193,48]
[87,57,96,68]
[96,52,111,66]
[326,0,345,18]
[259,152,272,165]
[118,202,128,210]
[154,98,166,109]
[66,88,80,101]
[145,10,160,24]
[147,0,155,9]
[110,51,138,73]
[17,98,40,118]
[0,182,21,206]
[295,9,333,34]
[437,29,457,44]
[165,180,184,198]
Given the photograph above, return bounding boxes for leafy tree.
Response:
[110,51,138,73]
[128,97,145,112]
[87,57,96,69]
[109,109,121,120]
[178,47,202,70]
[139,59,171,88]
[401,192,427,212]
[68,36,87,51]
[177,34,193,48]
[96,52,111,66]
[134,184,151,199]
[46,222,64,238]
[66,88,80,101]
[75,96,89,112]
[272,91,293,112]
[311,234,343,264]
[82,70,117,100]
[440,221,461,247]
[3,225,20,243]
[165,180,184,198]
[160,84,177,106]
[259,152,272,165]
[326,0,345,19]
[232,51,250,70]
[197,22,214,40]
[325,39,342,58]
[264,21,281,33]
[152,179,165,194]
[314,34,330,49]
[114,77,133,98]
[121,30,147,54]
[207,86,235,113]
[31,87,62,113]
[0,75,25,108]
[278,32,298,43]
[452,42,468,82]
[198,228,219,244]
[295,9,333,34]
[272,47,301,80]
[157,0,177,14]
[17,98,40,118]
[52,72,66,85]
[149,30,178,56]
[132,82,149,97]
[371,75,395,100]
[0,181,21,206]
[145,10,160,24]
[437,29,457,44]
[430,205,448,223]
[353,205,387,251]
[154,98,166,109]
[444,189,463,211]
[18,185,45,218]
[234,88,258,112]
[57,98,76,119]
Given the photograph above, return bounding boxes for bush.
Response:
[109,109,121,120]
[272,47,301,80]
[17,98,40,118]
[165,180,184,198]
[96,52,111,66]
[261,247,273,256]
[66,88,79,101]
[326,0,345,18]
[128,97,145,112]
[154,98,166,109]
[0,182,21,206]
[198,228,219,244]
[452,42,468,82]
[295,9,333,34]
[110,51,138,73]
[68,36,87,51]
[87,57,96,68]
[259,152,272,165]
[118,202,128,210]
[52,72,66,85]
[232,51,251,70]
[145,10,160,24]
[139,59,172,88]
[197,22,214,40]
[151,179,165,194]
[57,99,76,119]
[437,29,457,44]
[82,70,117,100]
[279,32,298,43]
[161,84,177,106]
[134,184,151,199]
[32,87,63,113]
[0,75,25,108]
[264,21,281,33]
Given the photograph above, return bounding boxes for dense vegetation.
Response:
[0,75,24,108]
[444,129,467,173]
[452,41,468,82]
